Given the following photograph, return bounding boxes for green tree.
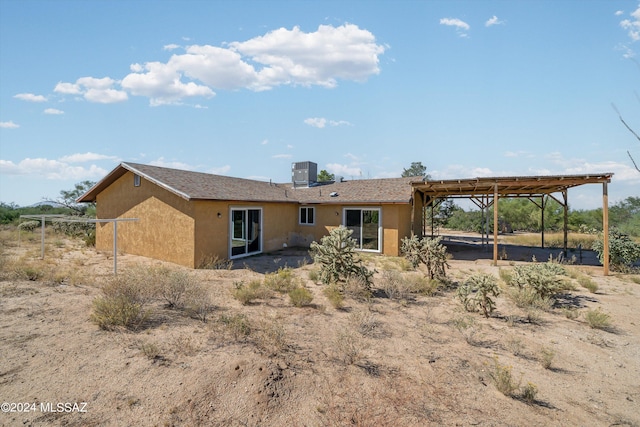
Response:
[317,169,335,182]
[45,180,96,215]
[401,161,429,178]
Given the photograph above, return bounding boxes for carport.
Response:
[410,173,614,274]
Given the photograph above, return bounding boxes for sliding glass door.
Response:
[344,208,381,252]
[230,208,262,258]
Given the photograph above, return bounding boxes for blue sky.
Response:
[1,0,639,209]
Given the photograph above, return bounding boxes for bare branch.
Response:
[629,150,640,173]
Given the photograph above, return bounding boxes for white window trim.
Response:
[342,207,382,253]
[299,206,315,225]
[229,206,263,259]
[133,174,141,187]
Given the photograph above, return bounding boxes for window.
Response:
[344,208,381,252]
[299,207,315,225]
[134,174,141,187]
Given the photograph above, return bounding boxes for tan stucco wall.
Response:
[290,204,413,257]
[95,171,196,267]
[193,202,298,266]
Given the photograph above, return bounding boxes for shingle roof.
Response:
[77,162,417,204]
[288,177,416,204]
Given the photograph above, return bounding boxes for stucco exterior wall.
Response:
[289,204,412,257]
[95,171,196,268]
[193,201,298,266]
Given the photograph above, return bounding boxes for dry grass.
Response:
[501,232,598,250]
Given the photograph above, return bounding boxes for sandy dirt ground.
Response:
[1,229,639,427]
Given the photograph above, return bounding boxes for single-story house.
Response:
[78,162,420,268]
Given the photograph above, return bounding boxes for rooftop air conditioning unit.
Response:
[291,161,318,187]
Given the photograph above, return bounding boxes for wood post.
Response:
[563,190,568,256]
[603,182,609,276]
[493,184,499,266]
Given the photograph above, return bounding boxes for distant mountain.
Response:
[27,201,64,208]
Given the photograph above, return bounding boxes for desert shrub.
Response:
[198,254,233,270]
[15,264,45,281]
[50,216,96,247]
[288,286,314,307]
[140,341,161,359]
[593,228,640,271]
[489,357,520,397]
[264,267,297,293]
[323,284,345,309]
[506,287,554,311]
[308,268,319,282]
[577,275,598,293]
[539,347,555,369]
[256,316,288,355]
[380,270,411,300]
[408,274,441,296]
[562,307,581,320]
[498,268,513,284]
[18,220,40,232]
[342,275,372,301]
[156,268,191,308]
[457,273,500,317]
[521,382,538,404]
[310,226,374,286]
[350,310,381,338]
[231,280,269,305]
[333,327,368,365]
[584,308,612,330]
[509,263,564,299]
[401,235,449,280]
[90,273,152,330]
[219,313,252,340]
[184,282,213,321]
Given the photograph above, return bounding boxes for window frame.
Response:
[342,207,382,253]
[299,206,315,226]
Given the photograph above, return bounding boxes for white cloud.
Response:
[14,93,47,102]
[55,77,128,103]
[304,117,351,128]
[620,5,640,42]
[326,163,362,178]
[0,157,108,180]
[149,157,193,170]
[209,165,231,175]
[304,117,327,128]
[272,154,293,159]
[504,150,532,158]
[470,167,493,177]
[54,82,82,95]
[329,120,352,127]
[0,121,19,129]
[261,139,269,145]
[440,18,470,36]
[229,24,385,90]
[52,23,385,107]
[58,152,118,163]
[121,60,215,106]
[485,16,503,27]
[615,10,624,16]
[44,108,64,115]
